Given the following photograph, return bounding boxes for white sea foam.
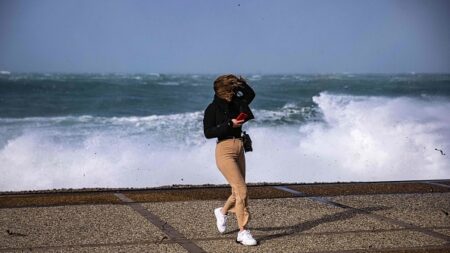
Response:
[1,93,449,191]
[247,93,450,183]
[0,131,218,190]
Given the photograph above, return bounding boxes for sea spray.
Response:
[247,93,450,183]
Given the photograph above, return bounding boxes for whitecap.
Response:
[148,73,160,77]
[248,75,262,81]
[157,81,179,86]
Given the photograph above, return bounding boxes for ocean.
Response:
[1,73,449,191]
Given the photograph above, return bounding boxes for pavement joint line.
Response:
[424,181,450,189]
[272,186,450,243]
[272,185,308,196]
[0,239,177,252]
[113,193,207,253]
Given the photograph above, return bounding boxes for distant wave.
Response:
[157,81,179,86]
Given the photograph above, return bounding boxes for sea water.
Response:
[1,73,449,191]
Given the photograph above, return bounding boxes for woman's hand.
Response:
[231,119,245,128]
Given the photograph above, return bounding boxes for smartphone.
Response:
[235,112,248,121]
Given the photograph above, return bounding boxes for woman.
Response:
[203,74,257,246]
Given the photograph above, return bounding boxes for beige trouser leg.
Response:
[215,138,250,229]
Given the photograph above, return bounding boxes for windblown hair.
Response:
[213,74,246,102]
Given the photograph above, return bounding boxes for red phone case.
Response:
[236,112,248,121]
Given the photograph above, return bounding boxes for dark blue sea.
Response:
[1,72,449,191]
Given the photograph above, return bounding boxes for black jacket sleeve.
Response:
[203,103,232,139]
[240,83,255,104]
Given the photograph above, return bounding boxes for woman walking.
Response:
[203,74,257,246]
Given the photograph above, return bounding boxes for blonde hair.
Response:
[213,74,245,102]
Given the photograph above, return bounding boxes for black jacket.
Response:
[203,83,255,140]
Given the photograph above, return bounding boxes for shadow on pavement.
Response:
[251,205,390,244]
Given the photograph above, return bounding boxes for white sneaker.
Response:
[214,207,227,233]
[236,229,257,246]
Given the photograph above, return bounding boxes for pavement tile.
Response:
[0,204,166,250]
[142,197,400,241]
[4,243,186,253]
[195,230,446,253]
[328,193,450,228]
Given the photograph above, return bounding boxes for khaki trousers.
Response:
[215,138,250,229]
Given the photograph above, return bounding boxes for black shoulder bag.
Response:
[242,131,253,152]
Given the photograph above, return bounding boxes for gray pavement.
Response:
[0,205,174,252]
[1,180,449,252]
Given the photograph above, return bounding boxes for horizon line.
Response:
[1,71,450,75]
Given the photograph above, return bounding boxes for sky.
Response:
[0,0,449,74]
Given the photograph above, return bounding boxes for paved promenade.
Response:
[1,179,450,252]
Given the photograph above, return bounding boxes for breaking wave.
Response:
[1,92,449,191]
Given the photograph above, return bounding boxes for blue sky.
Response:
[0,0,449,73]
